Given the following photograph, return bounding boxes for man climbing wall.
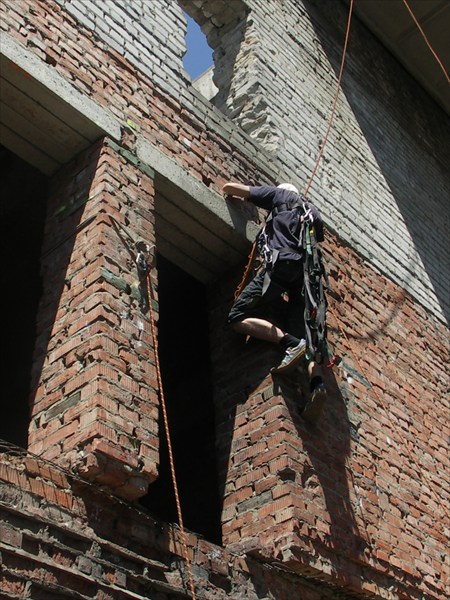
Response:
[223,181,328,422]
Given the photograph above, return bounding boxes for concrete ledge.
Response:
[0,32,122,142]
[137,136,260,246]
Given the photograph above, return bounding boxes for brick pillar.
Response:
[29,138,159,500]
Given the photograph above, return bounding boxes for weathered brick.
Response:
[0,0,448,598]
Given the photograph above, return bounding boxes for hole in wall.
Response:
[182,12,218,101]
[140,253,222,545]
[0,146,47,447]
[183,12,214,80]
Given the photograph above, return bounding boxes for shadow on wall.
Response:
[216,319,425,595]
[27,143,101,433]
[231,340,363,567]
[303,0,450,325]
[275,364,364,550]
[211,281,364,579]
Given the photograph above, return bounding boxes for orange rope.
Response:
[402,0,450,83]
[146,270,197,600]
[304,0,354,197]
[233,239,258,300]
[328,304,449,520]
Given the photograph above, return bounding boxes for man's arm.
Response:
[222,182,251,199]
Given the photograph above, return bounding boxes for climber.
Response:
[222,181,327,419]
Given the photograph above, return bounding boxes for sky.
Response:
[183,14,214,80]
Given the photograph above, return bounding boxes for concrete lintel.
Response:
[0,32,122,142]
[1,32,259,249]
[136,137,260,245]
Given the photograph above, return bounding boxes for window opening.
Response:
[140,253,222,545]
[183,12,214,80]
[182,12,218,101]
[0,146,47,447]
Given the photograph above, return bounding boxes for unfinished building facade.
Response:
[0,0,448,598]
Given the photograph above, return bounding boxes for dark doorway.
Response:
[140,253,222,545]
[0,146,47,447]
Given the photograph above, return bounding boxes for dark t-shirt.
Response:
[249,186,324,260]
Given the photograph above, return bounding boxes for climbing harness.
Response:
[258,197,307,294]
[234,197,309,299]
[233,191,333,365]
[258,197,332,365]
[301,216,330,364]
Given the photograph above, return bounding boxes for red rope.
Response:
[402,0,450,83]
[233,239,258,300]
[304,0,354,197]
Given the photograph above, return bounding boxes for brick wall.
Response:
[28,138,159,500]
[5,0,447,323]
[209,228,448,597]
[209,0,450,323]
[1,448,326,600]
[0,0,448,599]
[39,0,448,324]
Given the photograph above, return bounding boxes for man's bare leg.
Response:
[233,318,327,420]
[231,318,286,344]
[232,318,309,374]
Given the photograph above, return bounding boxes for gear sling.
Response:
[256,196,330,364]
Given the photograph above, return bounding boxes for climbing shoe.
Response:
[302,383,327,423]
[272,339,306,374]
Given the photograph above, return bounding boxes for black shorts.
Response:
[228,259,305,337]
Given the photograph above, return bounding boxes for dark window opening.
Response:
[140,254,222,545]
[0,146,47,447]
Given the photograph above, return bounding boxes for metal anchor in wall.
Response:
[134,241,155,313]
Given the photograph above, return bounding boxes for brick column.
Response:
[29,138,159,500]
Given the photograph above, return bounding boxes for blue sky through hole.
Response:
[183,13,214,80]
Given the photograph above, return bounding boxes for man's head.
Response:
[277,183,299,194]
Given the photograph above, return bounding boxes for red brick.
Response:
[1,1,446,598]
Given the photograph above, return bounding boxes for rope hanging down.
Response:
[304,0,354,197]
[402,0,450,83]
[144,264,197,600]
[233,0,354,302]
